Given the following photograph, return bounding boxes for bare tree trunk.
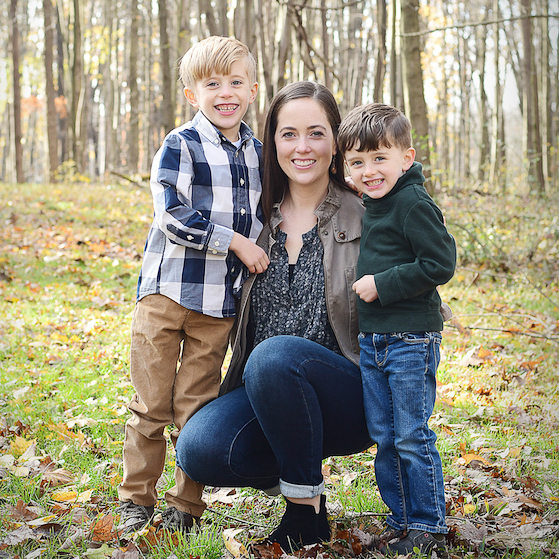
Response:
[321,0,332,90]
[489,0,506,191]
[218,0,228,36]
[9,0,24,183]
[374,0,387,102]
[476,5,490,183]
[275,0,293,94]
[400,0,431,191]
[520,0,545,192]
[159,0,175,135]
[55,3,68,165]
[71,0,85,173]
[43,0,58,182]
[540,0,551,191]
[128,0,140,172]
[389,0,403,110]
[198,0,219,35]
[457,29,471,181]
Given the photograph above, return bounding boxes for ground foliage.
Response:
[0,182,557,559]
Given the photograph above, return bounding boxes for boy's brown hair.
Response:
[337,103,412,154]
[179,36,257,89]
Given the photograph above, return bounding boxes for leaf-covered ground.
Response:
[0,182,558,559]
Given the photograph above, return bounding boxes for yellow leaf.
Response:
[77,489,94,503]
[28,515,58,526]
[10,435,34,457]
[52,489,78,502]
[508,447,522,458]
[464,504,476,515]
[462,453,492,466]
[223,528,248,558]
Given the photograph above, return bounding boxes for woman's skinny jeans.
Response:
[176,336,373,499]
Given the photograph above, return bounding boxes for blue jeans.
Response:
[359,332,447,534]
[176,336,372,499]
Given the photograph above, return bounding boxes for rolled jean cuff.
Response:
[279,479,325,499]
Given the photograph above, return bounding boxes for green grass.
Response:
[1,181,558,558]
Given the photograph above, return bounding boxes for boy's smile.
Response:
[344,144,415,199]
[184,58,258,142]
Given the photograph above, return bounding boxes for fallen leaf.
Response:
[6,499,39,522]
[52,489,78,503]
[40,467,75,487]
[223,528,249,558]
[92,515,115,542]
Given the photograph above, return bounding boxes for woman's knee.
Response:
[243,336,296,384]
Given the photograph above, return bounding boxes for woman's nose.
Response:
[295,138,311,152]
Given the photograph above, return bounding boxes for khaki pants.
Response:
[118,294,234,517]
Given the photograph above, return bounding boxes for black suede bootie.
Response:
[268,495,330,551]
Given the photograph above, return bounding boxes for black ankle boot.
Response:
[268,495,331,552]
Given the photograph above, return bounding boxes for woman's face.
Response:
[274,98,337,191]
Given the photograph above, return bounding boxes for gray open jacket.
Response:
[220,181,365,395]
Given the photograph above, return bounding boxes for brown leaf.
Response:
[111,542,140,559]
[40,466,75,488]
[0,525,37,546]
[92,514,116,542]
[6,499,39,522]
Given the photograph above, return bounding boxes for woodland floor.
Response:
[0,180,558,559]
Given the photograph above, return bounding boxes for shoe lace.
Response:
[117,501,152,523]
[161,507,195,530]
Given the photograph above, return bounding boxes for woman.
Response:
[175,81,373,551]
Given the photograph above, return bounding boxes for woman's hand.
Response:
[230,233,270,274]
[352,275,378,302]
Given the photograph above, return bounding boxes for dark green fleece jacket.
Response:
[356,161,456,333]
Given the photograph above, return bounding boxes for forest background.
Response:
[1,0,559,558]
[1,0,558,191]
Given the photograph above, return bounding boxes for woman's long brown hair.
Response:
[261,81,348,223]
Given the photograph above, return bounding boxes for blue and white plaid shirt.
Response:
[137,111,264,318]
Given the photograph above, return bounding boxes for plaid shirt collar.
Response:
[191,110,255,147]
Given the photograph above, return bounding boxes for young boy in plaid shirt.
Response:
[117,36,269,533]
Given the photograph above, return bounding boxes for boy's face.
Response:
[184,58,258,142]
[344,143,415,199]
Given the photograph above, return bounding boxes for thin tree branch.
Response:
[277,0,363,11]
[447,324,559,344]
[400,13,559,37]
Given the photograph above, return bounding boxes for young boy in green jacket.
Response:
[338,103,456,556]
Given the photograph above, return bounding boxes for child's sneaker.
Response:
[379,525,405,546]
[160,506,199,533]
[116,501,154,532]
[381,529,448,556]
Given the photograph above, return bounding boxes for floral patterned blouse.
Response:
[249,225,341,354]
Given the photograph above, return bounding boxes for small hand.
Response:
[352,275,378,302]
[230,233,270,274]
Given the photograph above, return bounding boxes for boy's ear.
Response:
[248,82,258,104]
[184,87,199,108]
[403,147,415,171]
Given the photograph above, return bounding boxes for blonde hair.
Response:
[179,36,257,89]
